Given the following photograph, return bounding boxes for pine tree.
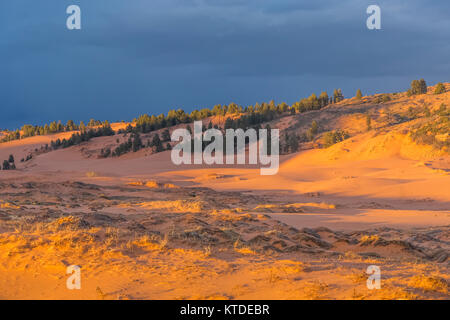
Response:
[151,134,163,152]
[66,120,75,131]
[310,121,318,135]
[419,79,427,94]
[366,114,372,131]
[434,82,445,94]
[410,79,427,95]
[8,154,14,163]
[79,121,86,132]
[283,133,290,154]
[132,134,143,152]
[2,160,10,170]
[333,89,344,103]
[410,80,420,95]
[289,134,299,153]
[356,89,363,99]
[224,118,233,129]
[161,129,171,142]
[318,91,329,108]
[100,148,111,158]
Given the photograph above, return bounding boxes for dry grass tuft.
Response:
[303,281,329,299]
[85,171,99,178]
[233,238,255,255]
[47,216,90,232]
[145,180,161,188]
[359,234,381,245]
[138,200,205,213]
[203,245,213,257]
[408,274,448,293]
[0,201,20,209]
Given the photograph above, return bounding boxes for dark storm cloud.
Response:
[0,0,449,129]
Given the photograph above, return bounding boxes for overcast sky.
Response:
[1,0,449,129]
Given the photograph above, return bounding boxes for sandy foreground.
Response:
[0,136,448,300]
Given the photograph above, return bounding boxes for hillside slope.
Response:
[0,84,449,299]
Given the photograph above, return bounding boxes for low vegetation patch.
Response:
[409,275,448,294]
[410,104,450,151]
[323,130,350,148]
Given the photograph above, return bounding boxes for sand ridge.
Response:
[0,85,449,299]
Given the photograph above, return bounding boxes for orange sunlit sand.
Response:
[0,85,448,299]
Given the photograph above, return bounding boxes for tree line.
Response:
[50,123,115,150]
[1,87,347,145]
[1,119,109,143]
[119,89,346,136]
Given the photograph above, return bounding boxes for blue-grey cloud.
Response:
[0,0,449,129]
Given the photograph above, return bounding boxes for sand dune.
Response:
[0,87,449,299]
